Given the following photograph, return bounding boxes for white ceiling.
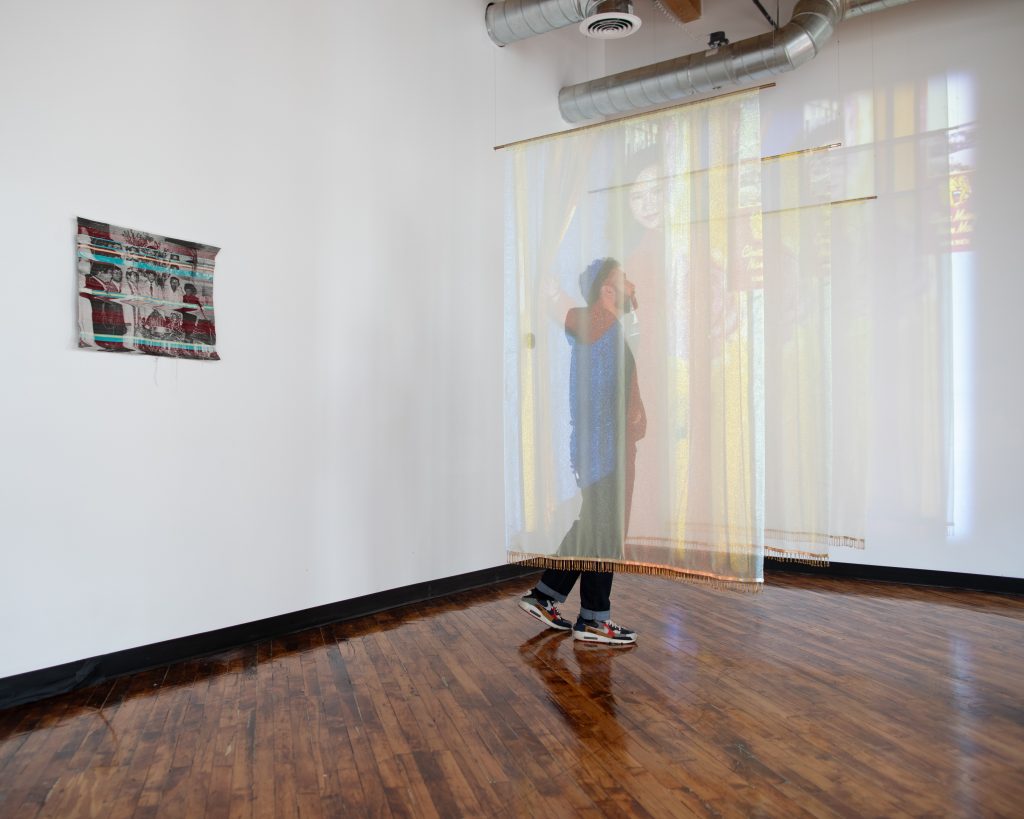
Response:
[647,0,799,40]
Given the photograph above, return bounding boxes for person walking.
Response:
[519,258,645,646]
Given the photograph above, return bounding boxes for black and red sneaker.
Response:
[517,594,572,631]
[572,617,637,645]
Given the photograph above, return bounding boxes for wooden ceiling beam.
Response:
[653,0,702,24]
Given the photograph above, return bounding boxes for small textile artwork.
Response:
[76,217,220,360]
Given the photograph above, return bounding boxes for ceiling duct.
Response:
[558,0,920,123]
[486,0,638,47]
[843,0,917,16]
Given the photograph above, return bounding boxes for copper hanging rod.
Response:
[586,142,844,195]
[763,195,877,217]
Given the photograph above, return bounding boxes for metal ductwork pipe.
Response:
[844,0,917,17]
[486,0,636,46]
[558,0,918,122]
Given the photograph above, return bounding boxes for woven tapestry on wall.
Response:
[76,217,220,360]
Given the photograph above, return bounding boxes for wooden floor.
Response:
[1,573,1023,818]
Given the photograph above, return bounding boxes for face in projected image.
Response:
[628,165,664,230]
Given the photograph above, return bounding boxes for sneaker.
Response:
[518,594,572,631]
[572,617,637,645]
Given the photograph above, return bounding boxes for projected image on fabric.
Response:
[504,92,769,589]
[827,71,971,543]
[76,217,220,360]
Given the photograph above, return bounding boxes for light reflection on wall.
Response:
[947,71,976,540]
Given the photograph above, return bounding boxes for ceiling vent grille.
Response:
[579,11,642,39]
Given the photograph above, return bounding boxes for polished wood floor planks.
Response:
[1,572,1022,817]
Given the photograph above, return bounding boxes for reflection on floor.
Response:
[1,572,1023,817]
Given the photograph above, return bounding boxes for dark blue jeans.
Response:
[534,466,626,620]
[536,569,613,621]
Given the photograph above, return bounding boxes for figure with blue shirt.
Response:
[519,258,646,645]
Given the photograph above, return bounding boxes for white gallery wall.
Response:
[0,0,597,679]
[1,0,1021,679]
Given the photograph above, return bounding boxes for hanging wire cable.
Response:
[751,0,779,28]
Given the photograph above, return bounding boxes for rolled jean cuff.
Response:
[536,580,568,603]
[580,607,610,621]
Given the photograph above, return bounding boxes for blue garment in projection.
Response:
[566,307,636,489]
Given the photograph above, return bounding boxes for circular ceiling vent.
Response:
[579,11,642,39]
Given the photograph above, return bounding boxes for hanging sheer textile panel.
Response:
[830,83,955,545]
[761,149,842,565]
[503,90,766,590]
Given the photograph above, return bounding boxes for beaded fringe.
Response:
[763,530,865,567]
[507,553,763,593]
[765,529,865,551]
[764,550,831,567]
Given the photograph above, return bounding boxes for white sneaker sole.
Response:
[572,629,636,646]
[517,599,571,631]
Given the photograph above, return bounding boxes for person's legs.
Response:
[534,568,580,604]
[578,571,613,621]
[574,571,635,644]
[521,459,633,637]
[519,568,578,632]
[518,504,589,629]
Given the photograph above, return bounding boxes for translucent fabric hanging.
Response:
[762,149,842,564]
[503,91,766,589]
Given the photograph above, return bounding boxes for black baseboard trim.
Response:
[5,560,1019,712]
[766,559,1024,595]
[0,563,538,712]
